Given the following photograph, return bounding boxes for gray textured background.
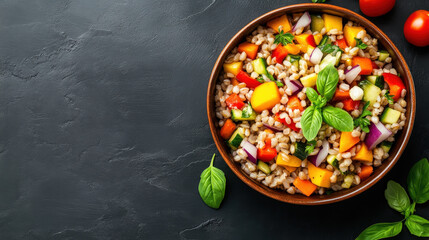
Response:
[0,0,428,239]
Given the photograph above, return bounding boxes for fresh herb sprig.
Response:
[353,101,372,133]
[356,158,429,239]
[385,90,395,104]
[198,154,226,209]
[318,36,342,55]
[274,30,294,46]
[355,37,368,49]
[301,65,354,140]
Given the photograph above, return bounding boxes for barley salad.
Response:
[215,12,408,196]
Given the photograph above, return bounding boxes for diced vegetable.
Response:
[310,47,323,65]
[359,80,381,105]
[300,73,317,87]
[342,99,360,112]
[308,140,329,167]
[272,44,288,63]
[284,166,297,172]
[252,58,269,75]
[334,38,348,50]
[292,12,312,32]
[352,57,373,75]
[314,33,323,45]
[381,141,393,153]
[285,44,300,55]
[367,75,385,89]
[310,15,325,33]
[353,143,373,162]
[250,82,281,112]
[380,107,401,124]
[238,42,259,60]
[343,25,366,47]
[319,52,341,70]
[276,153,302,167]
[349,86,364,101]
[257,161,271,175]
[287,54,301,69]
[263,123,284,132]
[339,131,360,153]
[333,88,350,101]
[293,178,317,196]
[274,113,300,132]
[327,155,340,169]
[231,78,239,86]
[242,140,257,164]
[382,73,405,101]
[287,95,304,112]
[225,94,245,109]
[236,70,262,89]
[295,33,317,48]
[322,14,342,32]
[231,104,257,121]
[345,65,361,84]
[293,142,308,160]
[378,50,390,62]
[228,128,245,150]
[267,15,292,33]
[365,122,392,150]
[341,174,354,189]
[220,119,236,140]
[308,162,333,188]
[358,165,373,181]
[223,62,243,76]
[285,80,303,95]
[257,138,277,162]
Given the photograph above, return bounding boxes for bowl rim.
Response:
[206,3,416,205]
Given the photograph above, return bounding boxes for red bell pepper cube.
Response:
[383,73,405,101]
[333,88,350,101]
[257,138,277,162]
[225,94,245,110]
[271,44,288,63]
[287,95,304,112]
[274,113,300,132]
[334,38,348,50]
[342,99,360,112]
[236,70,262,89]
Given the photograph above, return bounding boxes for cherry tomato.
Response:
[403,10,429,47]
[359,0,395,17]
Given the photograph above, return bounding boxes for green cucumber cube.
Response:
[380,107,401,124]
[228,128,245,150]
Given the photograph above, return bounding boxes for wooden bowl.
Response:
[206,3,416,205]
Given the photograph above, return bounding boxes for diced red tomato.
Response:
[333,89,350,101]
[238,42,259,60]
[342,99,360,112]
[225,94,245,110]
[257,138,277,162]
[383,73,406,101]
[287,95,304,112]
[236,70,262,89]
[274,113,300,132]
[271,44,288,63]
[334,38,348,50]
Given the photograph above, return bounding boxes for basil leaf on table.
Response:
[316,64,339,101]
[407,158,429,204]
[301,105,323,141]
[321,106,353,132]
[405,215,429,237]
[356,222,402,240]
[198,154,226,209]
[306,87,319,103]
[384,180,410,214]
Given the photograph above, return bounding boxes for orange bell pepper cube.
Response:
[225,94,245,110]
[352,56,373,75]
[339,131,360,153]
[284,44,300,55]
[293,178,317,196]
[342,99,360,112]
[333,88,350,101]
[220,119,236,139]
[236,70,262,89]
[275,113,300,132]
[231,78,240,86]
[238,42,259,60]
[287,95,304,112]
[257,138,277,162]
[358,165,373,181]
[334,38,348,50]
[383,73,405,101]
[271,44,288,63]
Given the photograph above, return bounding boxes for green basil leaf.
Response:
[407,158,429,204]
[316,64,339,101]
[301,105,323,141]
[198,154,226,209]
[356,222,402,240]
[405,215,429,237]
[384,180,410,214]
[321,106,353,132]
[306,88,319,103]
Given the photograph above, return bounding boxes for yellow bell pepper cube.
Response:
[284,44,300,55]
[322,14,342,32]
[295,34,311,46]
[308,162,333,188]
[314,33,323,45]
[276,153,302,168]
[250,82,281,112]
[267,15,292,33]
[344,25,366,47]
[223,62,243,76]
[300,73,317,87]
[284,166,297,172]
[353,143,373,162]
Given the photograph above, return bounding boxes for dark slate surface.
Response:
[0,0,428,239]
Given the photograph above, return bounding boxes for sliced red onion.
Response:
[242,141,257,164]
[292,12,311,32]
[285,80,303,95]
[365,122,392,150]
[310,47,323,65]
[345,65,361,84]
[263,123,284,132]
[308,140,329,167]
